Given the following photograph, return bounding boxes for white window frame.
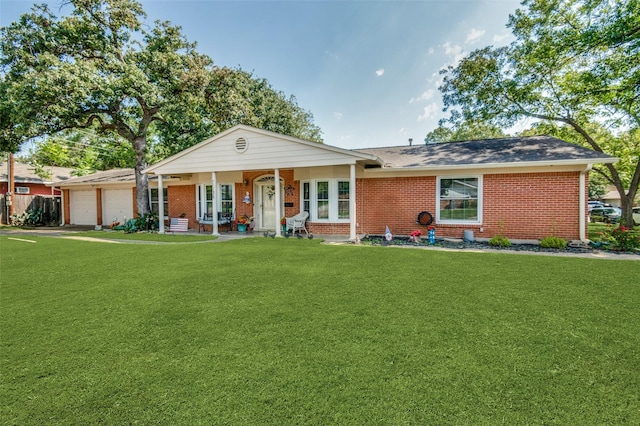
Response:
[149,187,168,220]
[436,175,483,225]
[15,186,30,194]
[197,183,235,219]
[300,179,350,222]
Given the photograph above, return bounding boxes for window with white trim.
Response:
[197,184,234,218]
[150,188,168,219]
[437,176,482,224]
[301,179,350,221]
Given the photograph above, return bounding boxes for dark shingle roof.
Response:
[355,136,616,168]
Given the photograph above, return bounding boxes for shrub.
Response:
[489,235,511,247]
[609,226,640,251]
[540,236,567,249]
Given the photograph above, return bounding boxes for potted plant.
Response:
[237,215,250,233]
[281,217,287,233]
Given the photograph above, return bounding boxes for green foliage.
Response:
[540,235,568,249]
[9,208,42,226]
[488,234,511,247]
[425,120,507,143]
[609,226,640,252]
[438,0,640,227]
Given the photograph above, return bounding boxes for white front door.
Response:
[254,176,284,230]
[260,184,277,229]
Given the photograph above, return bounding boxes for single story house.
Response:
[55,125,617,241]
[1,160,74,224]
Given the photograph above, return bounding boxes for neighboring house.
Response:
[55,125,617,241]
[0,160,74,224]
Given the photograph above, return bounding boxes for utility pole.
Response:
[8,153,15,220]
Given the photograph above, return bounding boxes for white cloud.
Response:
[442,42,466,68]
[409,89,435,104]
[492,33,511,44]
[427,47,434,55]
[375,68,385,77]
[334,112,343,120]
[466,28,485,44]
[417,103,439,122]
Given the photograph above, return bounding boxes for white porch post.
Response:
[211,172,219,235]
[275,168,282,236]
[350,164,357,241]
[158,174,165,233]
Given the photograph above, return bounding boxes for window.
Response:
[15,186,30,194]
[338,181,350,219]
[437,177,481,223]
[150,188,168,218]
[197,184,234,218]
[301,179,351,221]
[303,182,310,214]
[317,181,329,219]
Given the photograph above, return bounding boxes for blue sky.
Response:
[1,0,520,149]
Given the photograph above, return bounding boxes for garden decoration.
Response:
[243,192,251,204]
[427,226,436,244]
[409,230,422,243]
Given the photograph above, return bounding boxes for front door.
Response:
[260,184,277,229]
[255,176,284,230]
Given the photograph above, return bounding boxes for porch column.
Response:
[275,168,282,236]
[350,163,357,241]
[211,172,219,235]
[158,175,165,233]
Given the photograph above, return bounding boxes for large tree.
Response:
[438,0,640,226]
[1,0,212,214]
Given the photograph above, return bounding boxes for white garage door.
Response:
[103,189,134,225]
[70,190,97,225]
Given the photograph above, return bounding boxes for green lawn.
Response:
[2,236,639,424]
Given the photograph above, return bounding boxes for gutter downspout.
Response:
[579,165,592,242]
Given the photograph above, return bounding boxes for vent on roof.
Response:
[234,137,248,153]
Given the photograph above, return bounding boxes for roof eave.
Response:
[379,157,619,172]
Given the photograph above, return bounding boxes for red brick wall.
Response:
[168,185,196,229]
[357,172,583,240]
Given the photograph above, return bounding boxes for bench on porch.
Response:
[198,212,233,233]
[168,217,189,234]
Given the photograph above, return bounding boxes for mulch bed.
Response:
[360,235,640,257]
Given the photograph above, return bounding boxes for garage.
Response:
[102,189,133,225]
[69,190,97,225]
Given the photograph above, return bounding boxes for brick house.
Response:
[57,125,617,241]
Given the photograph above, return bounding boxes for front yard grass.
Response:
[73,230,217,242]
[2,236,639,424]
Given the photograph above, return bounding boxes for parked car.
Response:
[589,206,621,223]
[588,201,604,211]
[633,207,640,226]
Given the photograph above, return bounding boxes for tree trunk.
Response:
[133,135,151,215]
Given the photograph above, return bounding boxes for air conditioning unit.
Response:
[15,186,30,194]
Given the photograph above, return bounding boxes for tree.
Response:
[424,121,506,143]
[1,0,212,215]
[438,0,640,226]
[155,66,323,157]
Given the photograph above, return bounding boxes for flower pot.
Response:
[238,223,247,233]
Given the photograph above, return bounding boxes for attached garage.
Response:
[69,190,97,225]
[102,189,133,225]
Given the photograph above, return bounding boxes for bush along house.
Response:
[56,125,617,242]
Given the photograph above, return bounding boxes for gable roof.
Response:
[355,136,617,170]
[0,161,74,184]
[144,125,380,175]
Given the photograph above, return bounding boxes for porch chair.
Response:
[286,211,309,236]
[168,217,189,234]
[198,212,233,233]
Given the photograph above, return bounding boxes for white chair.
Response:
[286,211,309,236]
